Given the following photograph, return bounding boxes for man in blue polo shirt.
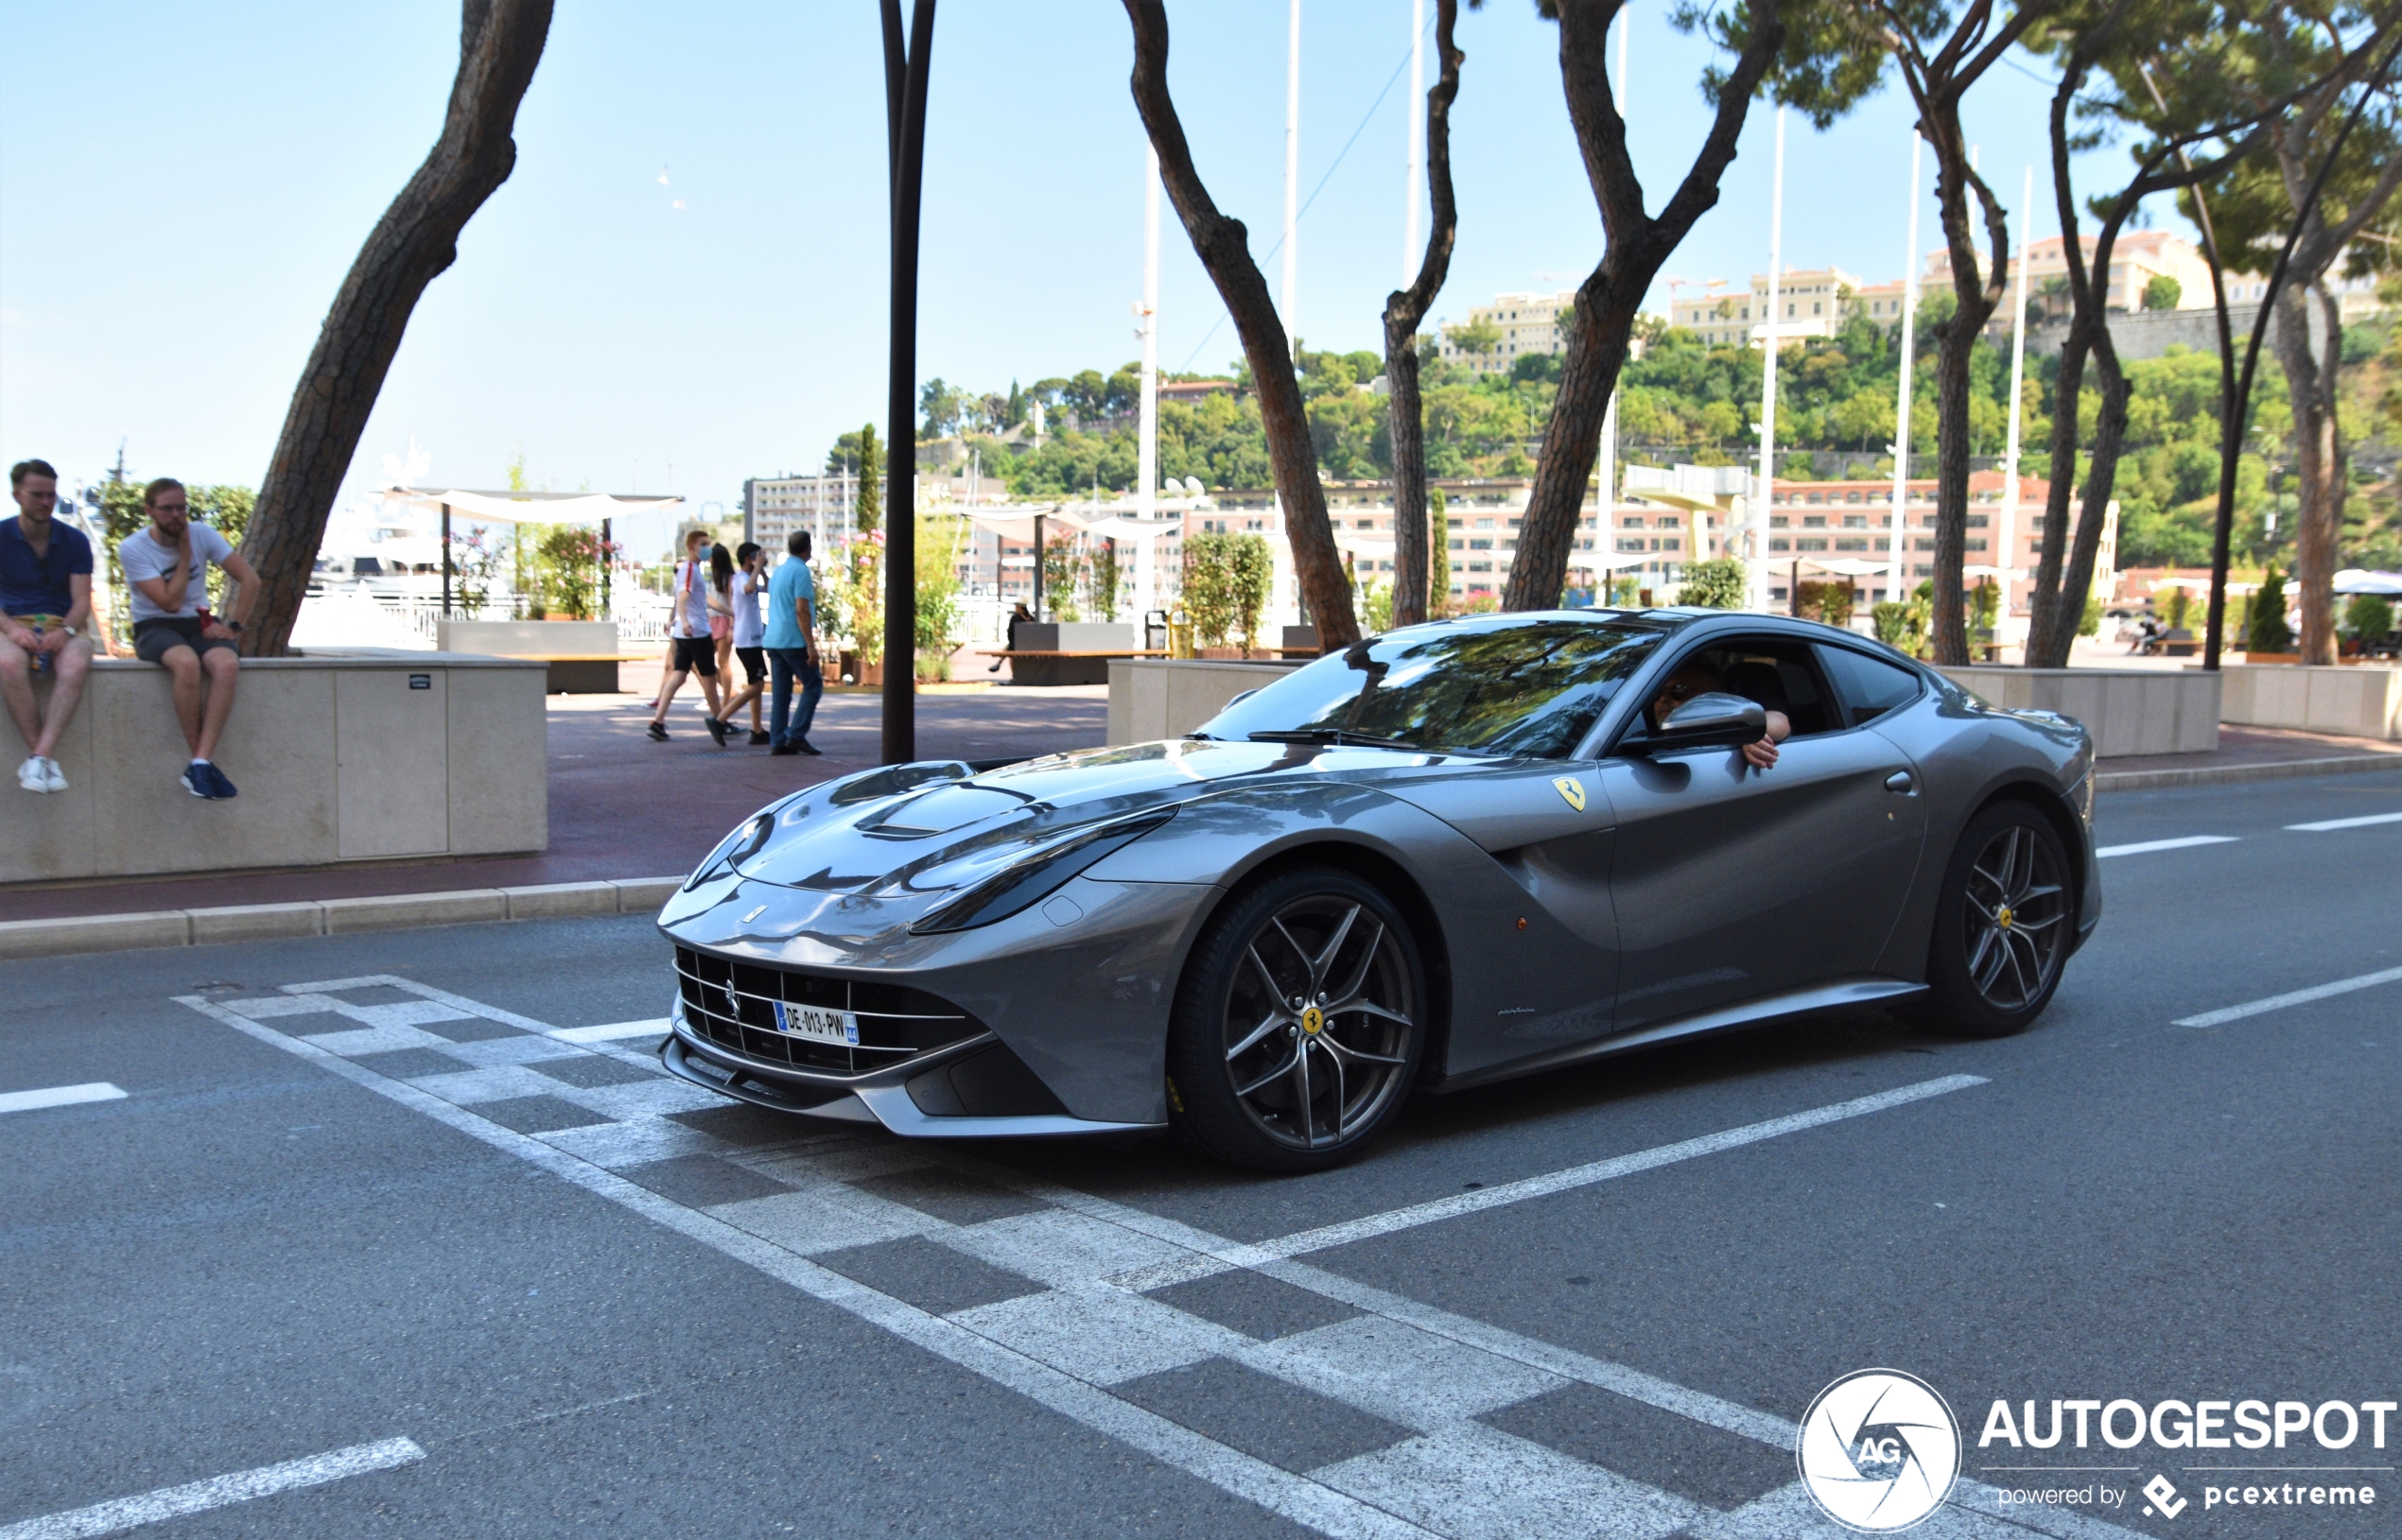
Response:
[763,529,823,756]
[0,459,95,793]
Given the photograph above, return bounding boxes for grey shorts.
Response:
[133,617,239,665]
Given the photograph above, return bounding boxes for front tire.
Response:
[1919,801,2073,1038]
[1166,867,1426,1173]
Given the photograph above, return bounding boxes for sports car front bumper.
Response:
[660,995,1164,1138]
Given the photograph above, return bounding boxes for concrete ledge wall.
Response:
[1109,659,1305,745]
[1935,666,2221,757]
[2219,664,2401,740]
[2,653,548,884]
[0,876,685,962]
[435,618,618,657]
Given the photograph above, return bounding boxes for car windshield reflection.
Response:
[1200,615,1665,759]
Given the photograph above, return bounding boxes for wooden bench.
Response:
[975,648,1167,686]
[509,652,657,694]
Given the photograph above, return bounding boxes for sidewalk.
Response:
[2093,724,2401,790]
[0,681,1108,924]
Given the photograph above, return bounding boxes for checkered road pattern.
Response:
[182,976,2140,1540]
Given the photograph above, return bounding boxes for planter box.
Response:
[1934,666,2220,757]
[2219,664,2401,739]
[3,652,548,885]
[1108,658,1305,745]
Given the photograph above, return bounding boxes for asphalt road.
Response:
[4,768,2396,1539]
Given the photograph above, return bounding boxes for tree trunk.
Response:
[238,0,552,656]
[1122,0,1356,650]
[2276,284,2342,665]
[2025,322,2089,666]
[1924,151,2010,665]
[1383,3,1463,632]
[2047,325,2131,664]
[1505,0,1784,611]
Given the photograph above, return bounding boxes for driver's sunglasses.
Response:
[1660,683,1700,702]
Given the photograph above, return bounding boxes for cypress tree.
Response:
[1427,487,1451,617]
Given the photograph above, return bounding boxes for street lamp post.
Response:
[880,0,935,765]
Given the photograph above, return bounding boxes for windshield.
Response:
[1197,616,1665,758]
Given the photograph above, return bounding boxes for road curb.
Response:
[0,877,685,963]
[2095,752,2402,793]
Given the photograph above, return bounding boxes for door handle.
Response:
[1885,770,1916,794]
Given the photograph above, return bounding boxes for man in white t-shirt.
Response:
[118,477,259,800]
[647,528,727,743]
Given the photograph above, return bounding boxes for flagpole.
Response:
[1596,4,1627,603]
[1997,164,2034,653]
[1886,133,1923,607]
[1282,0,1301,358]
[1137,144,1162,624]
[1749,106,1785,612]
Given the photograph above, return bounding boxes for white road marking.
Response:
[0,1437,423,1540]
[2285,810,2402,832]
[0,1082,126,1116]
[180,992,1437,1540]
[2095,835,2238,857]
[1114,1075,1988,1291]
[548,1017,670,1044]
[185,980,2134,1540]
[2174,964,2402,1028]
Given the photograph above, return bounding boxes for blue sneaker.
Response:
[180,765,213,798]
[203,762,239,799]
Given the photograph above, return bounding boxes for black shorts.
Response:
[735,646,766,684]
[134,616,239,665]
[671,635,718,677]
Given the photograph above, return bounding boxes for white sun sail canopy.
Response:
[377,488,686,526]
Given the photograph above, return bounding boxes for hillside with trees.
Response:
[886,299,2399,579]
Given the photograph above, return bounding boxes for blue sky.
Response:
[1,1,2191,555]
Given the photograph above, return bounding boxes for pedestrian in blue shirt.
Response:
[763,530,823,755]
[1,459,95,793]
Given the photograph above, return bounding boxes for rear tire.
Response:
[1166,867,1425,1173]
[1918,801,2073,1039]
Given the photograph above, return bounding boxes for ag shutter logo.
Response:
[2142,1474,2188,1518]
[1797,1369,1963,1531]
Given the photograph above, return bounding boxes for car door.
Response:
[1596,633,1927,1029]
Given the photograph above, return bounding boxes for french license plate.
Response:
[771,1000,860,1046]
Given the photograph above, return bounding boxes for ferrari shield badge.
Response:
[1552,775,1586,812]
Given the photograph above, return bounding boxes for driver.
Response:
[1648,657,1789,770]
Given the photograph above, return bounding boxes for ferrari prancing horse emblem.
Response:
[1552,776,1586,812]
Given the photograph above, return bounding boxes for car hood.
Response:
[722,737,1454,897]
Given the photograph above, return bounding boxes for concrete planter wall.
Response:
[3,653,548,885]
[435,618,622,693]
[1934,666,2221,757]
[1108,659,1305,745]
[2219,664,2401,740]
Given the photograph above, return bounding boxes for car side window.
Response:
[1644,636,1839,738]
[1815,644,1924,726]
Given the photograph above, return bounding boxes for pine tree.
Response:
[856,424,882,532]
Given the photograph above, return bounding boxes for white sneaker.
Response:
[40,757,66,792]
[17,756,46,793]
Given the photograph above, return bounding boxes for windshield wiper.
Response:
[1246,729,1423,751]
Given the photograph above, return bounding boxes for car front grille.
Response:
[673,945,983,1079]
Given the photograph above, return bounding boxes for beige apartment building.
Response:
[1668,267,1866,348]
[1435,291,1578,373]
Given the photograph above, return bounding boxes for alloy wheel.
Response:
[1959,823,2067,1012]
[1219,893,1417,1151]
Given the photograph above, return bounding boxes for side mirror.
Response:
[1631,691,1767,755]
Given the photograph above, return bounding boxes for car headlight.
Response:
[910,813,1172,934]
[686,810,775,891]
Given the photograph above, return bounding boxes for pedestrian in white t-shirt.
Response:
[719,541,770,744]
[647,528,728,744]
[118,477,261,799]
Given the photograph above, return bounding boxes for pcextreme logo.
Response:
[1797,1369,1963,1531]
